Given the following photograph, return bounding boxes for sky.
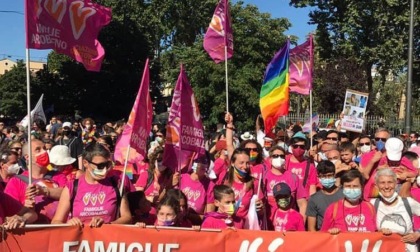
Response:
[0,1,315,62]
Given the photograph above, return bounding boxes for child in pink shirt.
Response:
[202,185,243,229]
[271,182,304,232]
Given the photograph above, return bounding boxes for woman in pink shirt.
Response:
[213,140,229,185]
[177,154,215,224]
[52,144,131,227]
[321,169,376,234]
[134,146,174,213]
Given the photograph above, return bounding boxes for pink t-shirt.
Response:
[321,199,376,232]
[67,175,119,224]
[4,171,65,223]
[250,163,267,180]
[411,187,420,230]
[360,151,379,200]
[286,155,318,194]
[180,174,215,215]
[265,169,308,222]
[135,171,171,198]
[272,208,305,232]
[0,191,24,224]
[201,212,243,229]
[231,179,263,219]
[213,158,228,185]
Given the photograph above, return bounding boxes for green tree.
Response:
[0,61,28,118]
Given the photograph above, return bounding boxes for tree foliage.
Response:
[0,61,28,118]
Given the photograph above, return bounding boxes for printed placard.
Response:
[341,89,369,133]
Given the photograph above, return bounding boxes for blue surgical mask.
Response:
[376,140,385,151]
[162,219,174,226]
[320,177,336,189]
[343,188,362,202]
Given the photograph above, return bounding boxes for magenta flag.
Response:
[203,0,233,63]
[130,59,153,158]
[289,35,314,95]
[25,0,112,72]
[114,59,151,165]
[163,65,206,172]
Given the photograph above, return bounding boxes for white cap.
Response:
[385,137,404,161]
[62,122,72,128]
[49,145,76,166]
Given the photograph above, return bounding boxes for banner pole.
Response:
[310,90,313,148]
[225,45,229,113]
[25,48,32,185]
[119,145,130,196]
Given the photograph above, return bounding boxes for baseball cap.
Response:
[62,122,72,129]
[385,137,404,161]
[292,131,307,140]
[273,182,291,198]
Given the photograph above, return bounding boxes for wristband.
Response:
[226,125,235,130]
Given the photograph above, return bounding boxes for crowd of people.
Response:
[1,114,420,251]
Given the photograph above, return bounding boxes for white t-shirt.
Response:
[371,197,420,252]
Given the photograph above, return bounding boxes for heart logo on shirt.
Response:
[359,214,365,225]
[69,1,96,40]
[82,193,91,206]
[193,191,201,201]
[98,192,105,205]
[345,214,361,226]
[90,194,98,206]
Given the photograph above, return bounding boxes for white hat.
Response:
[49,145,76,166]
[241,131,254,141]
[385,137,404,161]
[62,122,72,128]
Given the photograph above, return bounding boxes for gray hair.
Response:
[375,168,397,184]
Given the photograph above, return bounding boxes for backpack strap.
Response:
[402,197,413,226]
[70,179,79,216]
[332,200,340,222]
[15,174,30,184]
[43,170,57,180]
[302,159,311,188]
[145,169,154,191]
[374,198,380,212]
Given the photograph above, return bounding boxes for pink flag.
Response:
[289,35,314,95]
[25,0,112,72]
[163,65,206,172]
[203,0,233,63]
[114,59,151,166]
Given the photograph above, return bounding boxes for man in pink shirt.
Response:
[5,139,65,223]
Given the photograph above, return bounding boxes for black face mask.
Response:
[63,130,70,136]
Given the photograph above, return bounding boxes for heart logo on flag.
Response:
[69,1,96,40]
[35,0,44,18]
[44,0,67,24]
[209,15,224,36]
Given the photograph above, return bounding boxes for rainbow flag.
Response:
[259,40,290,134]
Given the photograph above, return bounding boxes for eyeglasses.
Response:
[358,142,371,146]
[87,160,112,170]
[244,148,258,152]
[374,137,387,142]
[292,144,305,149]
[326,137,338,141]
[10,147,22,151]
[271,154,285,159]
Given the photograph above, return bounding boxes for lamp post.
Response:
[405,0,415,133]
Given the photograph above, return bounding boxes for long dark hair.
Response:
[239,139,263,164]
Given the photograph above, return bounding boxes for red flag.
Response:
[114,59,151,166]
[130,59,153,158]
[25,0,112,71]
[289,35,314,95]
[163,65,206,172]
[203,0,233,63]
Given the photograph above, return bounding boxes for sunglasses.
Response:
[374,137,387,142]
[244,148,258,152]
[87,160,112,170]
[271,154,285,159]
[292,144,305,149]
[358,142,371,146]
[10,147,22,151]
[326,137,338,141]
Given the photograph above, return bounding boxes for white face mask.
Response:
[318,152,327,160]
[271,157,285,169]
[330,159,339,165]
[416,176,420,187]
[379,191,398,203]
[417,158,420,169]
[360,145,371,154]
[7,163,20,175]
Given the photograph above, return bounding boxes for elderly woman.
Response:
[372,168,420,252]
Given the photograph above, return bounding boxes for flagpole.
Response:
[225,45,229,113]
[119,145,130,196]
[309,90,313,148]
[26,48,33,185]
